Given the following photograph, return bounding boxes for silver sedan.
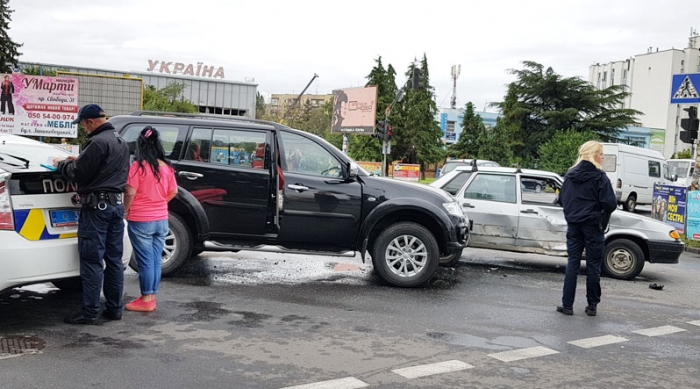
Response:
[430,166,684,279]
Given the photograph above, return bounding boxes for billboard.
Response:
[687,191,700,239]
[0,73,80,138]
[651,184,687,233]
[331,86,377,134]
[393,163,420,181]
[649,128,665,153]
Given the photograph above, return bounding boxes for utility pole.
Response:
[450,65,461,109]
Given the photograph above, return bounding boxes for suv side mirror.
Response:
[346,162,358,180]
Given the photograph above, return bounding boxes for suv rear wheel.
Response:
[371,222,439,287]
[129,213,193,276]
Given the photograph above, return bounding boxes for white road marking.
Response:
[391,360,474,379]
[688,320,700,327]
[567,335,629,349]
[488,346,559,362]
[279,377,368,389]
[632,325,686,337]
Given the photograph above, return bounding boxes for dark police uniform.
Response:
[57,121,130,321]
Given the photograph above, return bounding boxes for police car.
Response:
[0,134,132,293]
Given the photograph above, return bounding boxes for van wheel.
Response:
[52,277,81,293]
[534,184,542,193]
[371,222,440,287]
[439,248,463,267]
[128,213,193,276]
[622,195,636,212]
[602,239,645,280]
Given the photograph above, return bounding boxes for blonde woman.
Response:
[556,141,617,317]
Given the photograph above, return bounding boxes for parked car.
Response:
[109,111,469,288]
[668,158,694,188]
[439,159,500,177]
[0,134,132,293]
[602,143,673,212]
[430,165,684,280]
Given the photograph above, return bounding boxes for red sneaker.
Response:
[125,297,156,312]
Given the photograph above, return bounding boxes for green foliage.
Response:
[493,61,641,164]
[395,55,445,171]
[143,83,197,113]
[255,92,265,119]
[671,149,693,159]
[476,118,516,166]
[447,102,484,158]
[0,0,22,73]
[538,129,600,175]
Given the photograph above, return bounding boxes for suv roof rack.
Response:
[129,111,275,126]
[470,158,478,172]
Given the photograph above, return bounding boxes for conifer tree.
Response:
[0,0,22,73]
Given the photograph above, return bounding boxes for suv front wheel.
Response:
[371,222,440,287]
[129,213,193,276]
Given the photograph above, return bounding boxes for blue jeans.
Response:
[78,204,124,318]
[562,221,604,309]
[128,220,168,296]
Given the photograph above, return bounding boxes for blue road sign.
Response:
[670,73,700,104]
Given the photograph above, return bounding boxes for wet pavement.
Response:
[1,248,700,388]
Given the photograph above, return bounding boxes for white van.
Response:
[601,143,672,212]
[668,159,695,188]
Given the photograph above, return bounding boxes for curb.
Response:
[684,246,700,254]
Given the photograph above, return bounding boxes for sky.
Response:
[9,0,700,112]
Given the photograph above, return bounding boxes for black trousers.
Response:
[562,221,604,308]
[1,96,13,115]
[78,204,125,318]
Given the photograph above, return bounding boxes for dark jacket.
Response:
[57,122,129,194]
[559,160,617,225]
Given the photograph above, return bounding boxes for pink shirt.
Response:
[127,161,177,222]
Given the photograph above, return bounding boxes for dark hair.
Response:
[134,126,172,182]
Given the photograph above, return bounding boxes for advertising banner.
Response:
[331,86,377,134]
[651,185,687,233]
[0,74,79,138]
[357,161,382,176]
[686,190,700,239]
[649,128,665,153]
[393,163,420,181]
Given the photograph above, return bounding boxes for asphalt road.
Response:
[1,246,699,389]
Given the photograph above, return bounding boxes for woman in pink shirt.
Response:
[123,126,178,312]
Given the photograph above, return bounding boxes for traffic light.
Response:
[680,106,699,144]
[386,125,393,141]
[373,120,387,140]
[411,68,423,89]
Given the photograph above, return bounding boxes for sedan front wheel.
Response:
[602,239,645,280]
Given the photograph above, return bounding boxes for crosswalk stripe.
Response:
[688,320,700,327]
[488,346,559,362]
[391,360,474,379]
[567,335,629,349]
[632,326,686,337]
[279,377,368,389]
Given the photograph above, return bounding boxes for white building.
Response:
[589,32,700,158]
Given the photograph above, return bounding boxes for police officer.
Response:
[53,104,130,324]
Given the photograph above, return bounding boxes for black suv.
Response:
[110,112,469,287]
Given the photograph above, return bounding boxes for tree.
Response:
[255,92,265,119]
[143,83,197,113]
[395,55,444,176]
[0,0,22,73]
[537,130,600,175]
[447,102,484,158]
[477,118,516,167]
[493,61,641,164]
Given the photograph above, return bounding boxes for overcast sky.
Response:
[9,0,700,112]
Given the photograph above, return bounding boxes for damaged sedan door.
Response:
[516,175,568,255]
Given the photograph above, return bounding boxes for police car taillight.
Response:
[0,172,13,230]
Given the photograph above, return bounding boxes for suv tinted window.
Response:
[121,124,181,158]
[186,128,213,162]
[211,129,266,168]
[280,131,342,178]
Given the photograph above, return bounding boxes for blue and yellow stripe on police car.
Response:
[13,209,77,240]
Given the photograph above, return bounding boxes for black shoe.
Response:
[556,306,573,315]
[64,312,100,325]
[585,305,597,316]
[101,310,122,321]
